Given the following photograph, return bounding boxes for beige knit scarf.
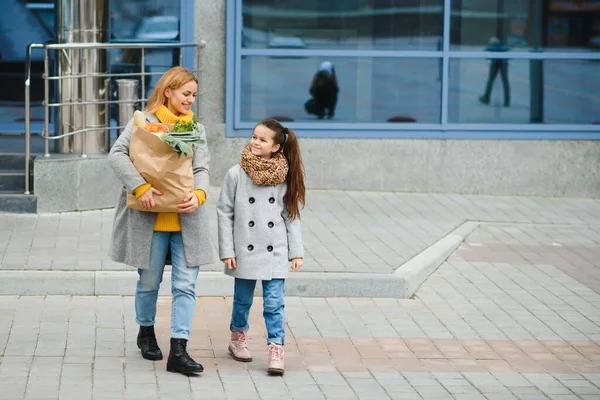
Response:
[240,145,288,186]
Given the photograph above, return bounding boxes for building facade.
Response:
[200,0,600,197]
[1,0,599,199]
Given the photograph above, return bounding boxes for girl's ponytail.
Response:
[255,118,306,220]
[281,128,305,221]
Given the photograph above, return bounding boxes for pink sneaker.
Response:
[267,343,284,375]
[228,332,252,362]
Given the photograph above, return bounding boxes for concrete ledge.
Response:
[287,272,404,297]
[394,221,479,297]
[0,271,95,295]
[95,271,234,296]
[34,154,120,213]
[0,193,37,214]
[0,221,479,297]
[0,271,406,297]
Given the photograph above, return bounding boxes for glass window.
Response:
[109,0,182,100]
[0,0,55,129]
[110,0,180,41]
[448,58,600,124]
[450,0,600,52]
[242,0,444,50]
[229,0,600,135]
[239,56,441,123]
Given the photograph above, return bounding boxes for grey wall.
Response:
[195,1,600,198]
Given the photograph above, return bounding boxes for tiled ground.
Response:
[458,224,600,294]
[1,189,599,274]
[1,220,600,399]
[1,190,600,398]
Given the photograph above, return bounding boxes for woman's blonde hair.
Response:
[145,66,198,113]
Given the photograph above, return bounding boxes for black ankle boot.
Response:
[167,338,203,374]
[137,325,163,361]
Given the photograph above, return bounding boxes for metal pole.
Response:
[57,0,109,154]
[81,70,88,159]
[196,42,204,117]
[104,78,111,148]
[530,0,543,123]
[440,0,451,129]
[44,49,50,157]
[116,79,138,131]
[24,46,32,195]
[141,48,146,109]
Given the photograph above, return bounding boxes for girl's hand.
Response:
[138,187,163,210]
[223,257,237,270]
[291,258,303,272]
[178,192,199,213]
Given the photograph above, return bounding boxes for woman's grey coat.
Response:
[108,112,215,269]
[217,164,303,280]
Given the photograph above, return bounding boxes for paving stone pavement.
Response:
[1,189,600,398]
[1,188,600,274]
[1,228,600,399]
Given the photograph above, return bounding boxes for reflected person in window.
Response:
[305,61,339,119]
[479,37,510,107]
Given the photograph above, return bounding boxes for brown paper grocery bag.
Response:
[126,126,194,212]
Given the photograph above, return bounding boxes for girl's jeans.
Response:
[135,231,199,340]
[230,278,286,345]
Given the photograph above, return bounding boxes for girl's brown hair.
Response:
[256,118,306,221]
[145,67,198,113]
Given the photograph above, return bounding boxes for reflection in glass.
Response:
[242,0,444,50]
[448,58,600,124]
[110,0,180,40]
[451,0,600,52]
[109,0,182,100]
[0,0,55,127]
[240,56,441,123]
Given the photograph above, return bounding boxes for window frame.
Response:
[225,0,600,139]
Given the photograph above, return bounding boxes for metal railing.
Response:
[23,41,206,194]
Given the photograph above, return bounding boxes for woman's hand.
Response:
[291,258,303,272]
[223,257,237,270]
[178,192,199,214]
[138,187,163,210]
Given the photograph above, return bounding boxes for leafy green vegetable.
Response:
[172,118,199,133]
[161,118,205,157]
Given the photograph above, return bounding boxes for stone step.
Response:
[0,191,37,213]
[0,134,46,154]
[0,170,28,191]
[0,152,36,170]
[0,270,405,298]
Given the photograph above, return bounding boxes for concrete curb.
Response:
[0,221,478,298]
[393,221,479,297]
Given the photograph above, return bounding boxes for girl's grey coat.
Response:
[108,112,214,269]
[217,165,303,280]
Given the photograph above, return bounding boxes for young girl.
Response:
[109,67,213,375]
[217,118,306,375]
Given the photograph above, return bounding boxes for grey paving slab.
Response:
[2,189,600,275]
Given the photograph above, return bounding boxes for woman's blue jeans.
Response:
[135,231,199,340]
[230,278,286,345]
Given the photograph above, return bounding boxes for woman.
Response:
[108,66,213,375]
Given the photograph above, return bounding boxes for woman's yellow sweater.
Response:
[132,105,206,232]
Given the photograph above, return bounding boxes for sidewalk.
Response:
[1,238,600,399]
[1,188,600,297]
[0,189,599,398]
